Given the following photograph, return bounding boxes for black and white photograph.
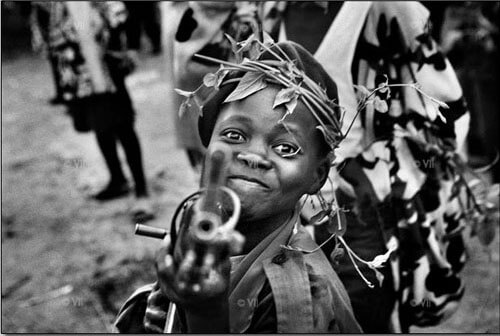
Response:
[1,1,499,333]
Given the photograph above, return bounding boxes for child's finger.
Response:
[155,234,172,265]
[155,236,178,296]
[143,319,165,334]
[198,251,216,279]
[227,231,245,255]
[156,255,177,295]
[199,258,231,297]
[144,287,169,333]
[177,249,198,290]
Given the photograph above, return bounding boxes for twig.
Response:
[2,274,31,299]
[19,284,73,308]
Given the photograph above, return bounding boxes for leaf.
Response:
[224,33,238,54]
[174,88,194,98]
[309,210,330,226]
[239,34,255,49]
[224,72,267,103]
[262,31,275,46]
[285,96,298,116]
[330,246,345,265]
[203,73,218,87]
[449,181,461,200]
[203,68,229,89]
[378,86,389,94]
[437,101,450,109]
[373,96,389,113]
[216,69,229,88]
[248,41,262,61]
[273,87,296,109]
[178,100,190,118]
[236,35,261,61]
[353,84,371,99]
[326,210,346,236]
[316,125,339,150]
[373,268,385,287]
[260,59,287,68]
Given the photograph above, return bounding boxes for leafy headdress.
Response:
[175,36,343,161]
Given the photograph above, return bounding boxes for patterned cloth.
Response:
[31,2,128,102]
[263,1,471,332]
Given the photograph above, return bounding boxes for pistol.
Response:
[135,146,241,333]
[135,144,241,256]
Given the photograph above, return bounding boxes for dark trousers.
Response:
[68,88,148,197]
[94,119,147,197]
[125,2,161,51]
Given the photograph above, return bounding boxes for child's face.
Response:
[208,87,329,222]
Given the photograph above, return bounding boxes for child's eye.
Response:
[222,130,245,143]
[273,143,302,158]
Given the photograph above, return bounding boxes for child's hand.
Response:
[155,233,241,314]
[143,283,171,333]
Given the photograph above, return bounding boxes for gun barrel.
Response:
[135,224,167,239]
[201,147,229,212]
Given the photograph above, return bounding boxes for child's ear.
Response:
[307,157,330,195]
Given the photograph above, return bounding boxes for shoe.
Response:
[92,181,129,201]
[131,197,155,223]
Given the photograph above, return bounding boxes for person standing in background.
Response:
[30,2,64,104]
[32,2,153,221]
[159,2,261,172]
[438,2,500,182]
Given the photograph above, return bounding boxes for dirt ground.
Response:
[1,11,499,334]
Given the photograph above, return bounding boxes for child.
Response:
[115,41,362,333]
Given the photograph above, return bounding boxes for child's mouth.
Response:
[227,175,270,190]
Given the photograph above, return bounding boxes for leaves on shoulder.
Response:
[309,209,330,226]
[330,243,345,267]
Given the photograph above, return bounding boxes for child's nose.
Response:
[236,152,272,170]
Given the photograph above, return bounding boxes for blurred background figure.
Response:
[29,2,153,221]
[30,2,64,104]
[160,2,260,172]
[435,1,499,182]
[124,1,162,55]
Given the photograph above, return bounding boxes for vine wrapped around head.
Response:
[175,34,344,160]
